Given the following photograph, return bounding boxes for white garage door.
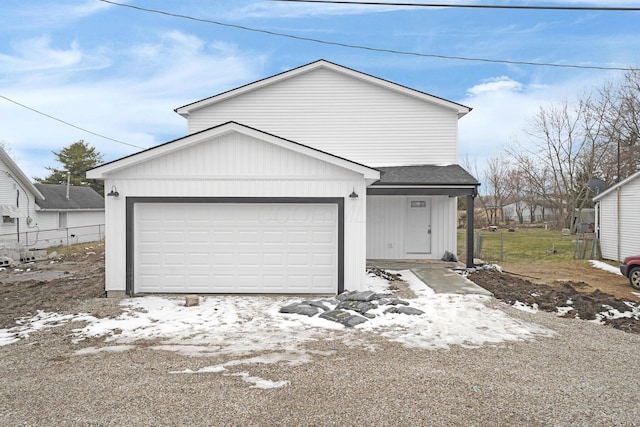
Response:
[134,203,338,294]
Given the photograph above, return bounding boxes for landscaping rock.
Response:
[185,295,200,307]
[384,306,425,316]
[339,290,377,302]
[319,310,368,327]
[302,300,332,311]
[336,300,377,314]
[279,303,321,317]
[378,298,410,306]
[367,267,403,282]
[441,250,458,262]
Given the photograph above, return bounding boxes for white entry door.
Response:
[405,198,431,255]
[134,203,338,294]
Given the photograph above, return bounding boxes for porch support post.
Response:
[466,194,475,268]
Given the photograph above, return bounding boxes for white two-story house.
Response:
[88,60,479,296]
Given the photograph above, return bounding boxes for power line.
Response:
[274,0,640,12]
[0,94,146,150]
[98,0,633,71]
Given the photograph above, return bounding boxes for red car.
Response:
[620,255,640,290]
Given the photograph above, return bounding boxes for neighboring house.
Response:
[88,60,480,297]
[593,170,640,262]
[502,201,556,225]
[33,183,105,246]
[0,147,44,248]
[0,146,105,252]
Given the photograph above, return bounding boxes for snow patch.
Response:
[1,270,554,356]
[589,260,622,275]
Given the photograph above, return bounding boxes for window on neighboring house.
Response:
[59,212,68,229]
[2,215,14,224]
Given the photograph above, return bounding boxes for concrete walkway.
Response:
[367,260,492,296]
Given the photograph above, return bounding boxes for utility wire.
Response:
[0,94,146,150]
[98,0,632,71]
[274,0,640,12]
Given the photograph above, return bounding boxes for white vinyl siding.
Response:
[598,178,640,261]
[101,130,367,294]
[0,157,38,238]
[366,195,456,259]
[186,68,459,166]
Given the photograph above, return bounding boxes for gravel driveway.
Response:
[2,296,639,427]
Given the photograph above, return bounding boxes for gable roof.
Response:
[34,183,104,210]
[593,170,640,202]
[0,147,45,201]
[174,59,472,119]
[87,121,380,181]
[372,165,480,186]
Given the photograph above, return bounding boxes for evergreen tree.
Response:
[34,140,104,195]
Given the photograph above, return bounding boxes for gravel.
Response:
[1,297,639,426]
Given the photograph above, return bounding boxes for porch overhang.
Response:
[367,164,480,269]
[367,185,477,196]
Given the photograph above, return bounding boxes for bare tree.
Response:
[483,156,513,225]
[509,97,610,231]
[597,69,640,182]
[505,166,526,224]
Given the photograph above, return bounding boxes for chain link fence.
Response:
[0,224,104,255]
[466,229,599,263]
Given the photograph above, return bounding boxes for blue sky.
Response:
[1,0,639,180]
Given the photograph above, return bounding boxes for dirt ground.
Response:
[1,242,638,334]
[469,268,640,334]
[0,243,106,329]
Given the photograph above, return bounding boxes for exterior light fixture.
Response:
[107,185,119,197]
[349,188,359,199]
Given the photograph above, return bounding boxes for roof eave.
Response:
[0,148,45,201]
[174,59,472,118]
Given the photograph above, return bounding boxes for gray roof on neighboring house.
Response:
[371,164,480,186]
[34,184,104,210]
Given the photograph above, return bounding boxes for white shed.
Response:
[593,170,640,261]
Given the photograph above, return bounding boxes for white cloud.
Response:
[224,1,399,19]
[3,1,118,31]
[466,76,523,96]
[456,70,618,176]
[0,30,266,179]
[0,36,111,75]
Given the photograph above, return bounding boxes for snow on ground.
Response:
[0,270,559,388]
[589,260,623,275]
[1,270,552,353]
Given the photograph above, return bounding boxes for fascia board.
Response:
[0,148,45,201]
[593,170,640,202]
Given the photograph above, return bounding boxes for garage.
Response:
[88,122,377,296]
[132,201,340,294]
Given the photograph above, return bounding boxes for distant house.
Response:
[0,146,105,253]
[1,147,45,248]
[502,200,556,225]
[34,183,105,246]
[593,171,640,262]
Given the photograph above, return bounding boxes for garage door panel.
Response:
[313,253,334,266]
[135,203,338,294]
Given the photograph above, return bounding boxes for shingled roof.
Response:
[371,165,479,186]
[34,184,104,210]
